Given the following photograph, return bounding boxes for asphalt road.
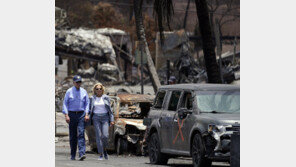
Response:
[55,143,230,167]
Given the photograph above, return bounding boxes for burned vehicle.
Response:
[144,84,240,166]
[85,93,154,155]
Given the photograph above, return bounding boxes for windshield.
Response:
[196,90,240,113]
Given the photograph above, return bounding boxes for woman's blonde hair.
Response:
[92,83,105,95]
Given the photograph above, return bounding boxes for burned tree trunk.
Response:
[134,0,161,92]
[183,0,191,30]
[195,0,222,83]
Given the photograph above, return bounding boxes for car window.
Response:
[179,91,193,110]
[154,91,166,109]
[196,90,240,113]
[168,91,181,111]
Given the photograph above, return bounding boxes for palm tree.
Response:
[194,0,221,83]
[134,0,222,85]
[152,0,222,83]
[133,0,161,92]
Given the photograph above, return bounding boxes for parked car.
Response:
[144,84,240,167]
[85,93,155,155]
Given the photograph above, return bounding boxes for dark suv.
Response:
[144,84,240,167]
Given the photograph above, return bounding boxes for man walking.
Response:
[62,75,90,160]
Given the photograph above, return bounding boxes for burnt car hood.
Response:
[201,113,240,125]
[119,118,146,131]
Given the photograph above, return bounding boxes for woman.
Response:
[89,83,114,160]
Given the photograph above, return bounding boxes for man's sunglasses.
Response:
[75,81,82,84]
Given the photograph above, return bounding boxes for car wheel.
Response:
[148,133,169,165]
[116,137,127,155]
[192,133,212,167]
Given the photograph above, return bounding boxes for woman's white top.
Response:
[93,96,108,114]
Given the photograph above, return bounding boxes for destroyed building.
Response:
[154,29,240,85]
[154,29,190,71]
[94,28,134,82]
[55,27,133,84]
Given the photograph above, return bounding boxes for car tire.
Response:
[116,137,127,155]
[192,133,212,167]
[148,133,169,165]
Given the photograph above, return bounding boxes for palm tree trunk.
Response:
[195,0,222,83]
[183,0,191,29]
[134,0,161,92]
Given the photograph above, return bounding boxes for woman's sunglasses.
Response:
[95,88,102,91]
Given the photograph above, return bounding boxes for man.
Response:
[169,76,176,85]
[175,43,193,83]
[62,75,90,160]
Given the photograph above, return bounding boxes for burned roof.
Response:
[159,84,240,91]
[55,28,116,60]
[117,94,155,103]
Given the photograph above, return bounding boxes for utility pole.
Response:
[140,41,144,94]
[214,18,224,83]
[233,36,237,65]
[167,60,170,85]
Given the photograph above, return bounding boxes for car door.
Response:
[159,90,182,150]
[171,91,194,152]
[150,90,169,149]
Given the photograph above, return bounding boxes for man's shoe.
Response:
[98,155,104,161]
[70,156,75,160]
[79,155,86,161]
[103,151,108,160]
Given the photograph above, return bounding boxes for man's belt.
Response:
[69,110,84,114]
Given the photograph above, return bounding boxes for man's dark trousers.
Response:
[68,111,86,158]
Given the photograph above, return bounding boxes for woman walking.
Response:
[89,83,114,160]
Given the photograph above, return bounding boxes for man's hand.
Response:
[85,115,89,122]
[110,121,115,127]
[65,114,70,124]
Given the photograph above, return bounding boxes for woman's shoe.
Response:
[98,154,104,161]
[79,155,86,161]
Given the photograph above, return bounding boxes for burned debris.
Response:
[155,30,240,84]
[55,27,135,84]
[95,63,119,82]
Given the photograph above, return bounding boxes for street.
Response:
[56,142,230,167]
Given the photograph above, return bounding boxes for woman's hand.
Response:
[85,115,89,122]
[110,121,115,127]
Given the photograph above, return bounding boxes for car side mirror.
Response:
[177,108,192,119]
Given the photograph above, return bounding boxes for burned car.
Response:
[85,93,154,155]
[144,84,240,166]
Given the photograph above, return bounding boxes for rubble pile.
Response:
[77,67,96,78]
[95,63,118,82]
[156,60,239,84]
